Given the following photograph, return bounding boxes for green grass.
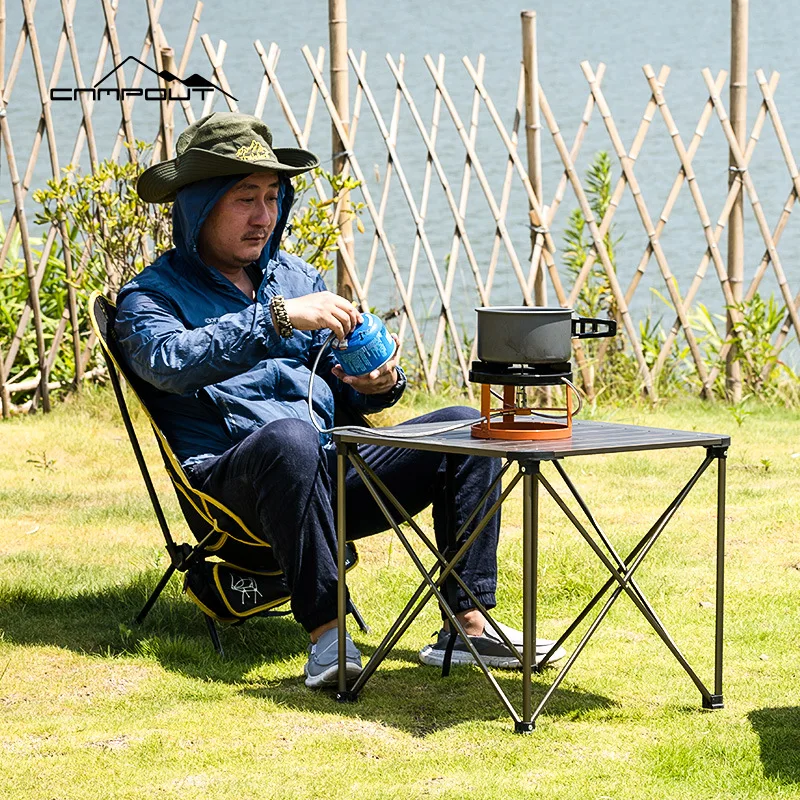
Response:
[1,385,800,799]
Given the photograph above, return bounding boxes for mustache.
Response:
[241,229,270,241]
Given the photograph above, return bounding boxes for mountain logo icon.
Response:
[94,56,237,101]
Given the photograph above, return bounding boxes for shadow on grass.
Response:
[0,571,307,673]
[240,650,618,736]
[0,571,616,736]
[748,707,800,784]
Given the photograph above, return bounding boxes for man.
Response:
[116,112,564,688]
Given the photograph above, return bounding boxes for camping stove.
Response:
[469,360,578,441]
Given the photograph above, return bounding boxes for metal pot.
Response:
[475,306,616,365]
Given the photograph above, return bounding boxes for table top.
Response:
[333,418,730,461]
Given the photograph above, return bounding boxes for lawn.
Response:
[1,386,799,799]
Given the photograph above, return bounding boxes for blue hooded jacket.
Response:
[115,174,405,467]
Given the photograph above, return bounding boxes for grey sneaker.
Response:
[418,622,566,669]
[483,620,567,664]
[304,627,363,689]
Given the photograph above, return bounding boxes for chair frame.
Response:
[89,291,368,656]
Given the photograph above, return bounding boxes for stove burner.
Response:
[469,360,573,387]
[468,360,577,441]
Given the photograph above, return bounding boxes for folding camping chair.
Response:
[89,291,368,656]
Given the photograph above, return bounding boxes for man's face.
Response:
[197,171,281,271]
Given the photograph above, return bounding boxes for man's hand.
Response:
[282,291,362,342]
[331,334,401,395]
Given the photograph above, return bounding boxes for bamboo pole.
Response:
[255,40,367,308]
[392,53,442,346]
[473,61,523,305]
[144,0,170,164]
[0,0,5,418]
[18,0,74,410]
[329,0,355,302]
[537,83,656,399]
[727,0,748,401]
[640,65,753,391]
[703,68,800,347]
[0,0,4,97]
[648,69,771,385]
[174,0,202,125]
[521,11,546,307]
[302,46,325,142]
[0,112,49,411]
[349,51,472,390]
[426,56,534,307]
[362,53,406,298]
[33,1,166,398]
[384,54,489,342]
[100,0,137,161]
[200,35,238,112]
[429,53,481,380]
[622,70,728,315]
[254,42,279,118]
[0,343,8,418]
[302,45,432,388]
[69,0,115,161]
[160,46,176,159]
[2,0,38,103]
[460,58,573,341]
[581,60,710,393]
[110,0,165,161]
[329,50,365,253]
[566,65,667,310]
[146,4,202,156]
[1,0,121,381]
[53,0,84,386]
[751,70,800,379]
[640,71,733,376]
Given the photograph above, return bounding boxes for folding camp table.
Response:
[333,419,729,732]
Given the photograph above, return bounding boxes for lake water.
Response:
[3,0,800,363]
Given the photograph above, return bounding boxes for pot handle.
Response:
[571,316,617,339]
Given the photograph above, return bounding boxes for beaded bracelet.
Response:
[270,295,294,338]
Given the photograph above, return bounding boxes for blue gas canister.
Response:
[332,312,395,376]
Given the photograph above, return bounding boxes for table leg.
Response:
[519,462,540,734]
[336,442,353,702]
[705,445,727,710]
[441,455,459,678]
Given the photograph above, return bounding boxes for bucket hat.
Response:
[137,112,319,203]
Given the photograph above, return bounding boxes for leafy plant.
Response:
[33,141,172,292]
[26,449,56,472]
[562,151,642,401]
[0,211,79,393]
[563,151,620,321]
[690,293,798,402]
[283,168,364,274]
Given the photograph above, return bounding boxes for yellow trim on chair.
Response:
[89,291,270,552]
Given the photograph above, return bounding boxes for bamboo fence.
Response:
[1,1,799,416]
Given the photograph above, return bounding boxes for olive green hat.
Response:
[137,112,319,203]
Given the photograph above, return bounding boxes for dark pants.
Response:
[187,407,502,633]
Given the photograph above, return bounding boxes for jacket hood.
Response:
[171,172,294,277]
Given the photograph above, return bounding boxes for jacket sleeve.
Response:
[115,289,282,395]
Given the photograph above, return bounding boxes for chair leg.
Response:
[351,600,370,634]
[134,563,176,624]
[204,614,225,658]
